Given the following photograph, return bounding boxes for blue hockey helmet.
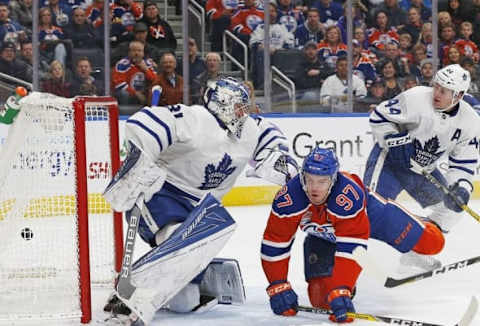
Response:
[203,78,250,138]
[301,147,339,194]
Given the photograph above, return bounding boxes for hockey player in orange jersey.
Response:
[261,147,444,323]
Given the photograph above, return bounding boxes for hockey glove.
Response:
[247,149,299,185]
[327,288,355,323]
[266,280,298,316]
[384,132,415,169]
[443,180,471,213]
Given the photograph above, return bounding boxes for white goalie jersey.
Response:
[370,86,480,185]
[125,103,289,202]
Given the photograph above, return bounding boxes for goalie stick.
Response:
[410,160,480,223]
[298,296,478,326]
[385,255,480,288]
[116,195,144,300]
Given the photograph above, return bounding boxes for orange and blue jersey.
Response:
[261,172,370,289]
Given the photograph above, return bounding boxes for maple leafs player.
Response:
[261,147,444,323]
[364,64,480,271]
[102,77,299,325]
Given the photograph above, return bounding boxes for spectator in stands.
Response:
[206,0,239,52]
[352,39,376,87]
[112,22,163,68]
[0,3,27,48]
[409,43,427,78]
[313,0,343,26]
[398,32,413,62]
[377,42,409,77]
[417,22,433,58]
[38,7,68,68]
[399,0,431,22]
[398,6,422,45]
[317,25,347,70]
[63,7,99,49]
[17,40,49,80]
[176,38,206,87]
[443,44,462,66]
[337,1,367,44]
[460,56,480,94]
[111,0,143,32]
[439,23,458,64]
[372,0,407,28]
[191,52,223,104]
[356,78,386,112]
[249,3,293,88]
[140,1,177,54]
[445,0,469,27]
[354,26,372,55]
[379,58,402,99]
[294,8,324,49]
[367,10,399,57]
[277,0,305,33]
[320,56,367,112]
[455,21,480,64]
[45,0,72,28]
[230,0,264,71]
[150,52,183,106]
[295,40,330,102]
[438,11,453,30]
[8,0,33,35]
[418,58,434,85]
[403,74,418,89]
[112,40,157,105]
[0,41,31,82]
[71,56,104,96]
[41,60,71,97]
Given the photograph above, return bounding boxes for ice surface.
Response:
[4,201,480,325]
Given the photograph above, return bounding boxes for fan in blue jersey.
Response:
[102,77,299,325]
[364,64,480,272]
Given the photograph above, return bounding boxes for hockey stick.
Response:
[298,296,478,326]
[116,194,144,300]
[410,160,480,223]
[385,255,480,288]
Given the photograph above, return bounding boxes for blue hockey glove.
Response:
[444,180,471,213]
[266,280,298,316]
[384,132,415,169]
[327,288,355,323]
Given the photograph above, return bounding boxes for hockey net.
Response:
[0,92,123,323]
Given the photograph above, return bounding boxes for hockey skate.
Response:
[102,294,144,326]
[397,251,442,275]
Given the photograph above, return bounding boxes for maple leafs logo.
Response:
[413,136,445,167]
[200,153,237,190]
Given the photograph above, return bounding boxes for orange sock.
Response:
[412,222,445,255]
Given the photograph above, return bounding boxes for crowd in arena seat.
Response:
[0,0,480,113]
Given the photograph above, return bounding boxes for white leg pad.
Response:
[119,223,236,324]
[427,202,464,232]
[200,258,246,305]
[167,283,201,313]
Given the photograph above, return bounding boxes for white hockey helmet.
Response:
[432,64,471,109]
[203,77,250,138]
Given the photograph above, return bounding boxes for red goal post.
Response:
[0,93,123,323]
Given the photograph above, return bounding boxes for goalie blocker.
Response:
[109,194,245,325]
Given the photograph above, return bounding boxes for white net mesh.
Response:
[0,92,119,321]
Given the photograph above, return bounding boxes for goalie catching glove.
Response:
[103,141,166,212]
[247,149,299,185]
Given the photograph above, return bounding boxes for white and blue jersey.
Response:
[125,104,289,244]
[364,86,480,207]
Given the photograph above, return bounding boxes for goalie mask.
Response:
[203,78,250,138]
